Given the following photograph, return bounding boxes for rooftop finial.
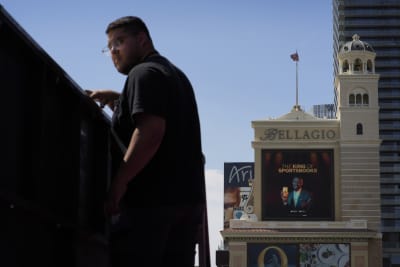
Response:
[352,34,360,41]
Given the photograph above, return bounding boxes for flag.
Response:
[290,52,299,62]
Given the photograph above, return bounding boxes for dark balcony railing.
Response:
[0,5,209,267]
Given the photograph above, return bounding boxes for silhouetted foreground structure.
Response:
[0,5,209,267]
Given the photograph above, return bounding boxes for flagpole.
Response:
[290,51,300,111]
[296,60,299,110]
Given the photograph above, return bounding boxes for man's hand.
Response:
[104,178,128,216]
[85,89,120,111]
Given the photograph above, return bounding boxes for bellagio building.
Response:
[218,36,383,267]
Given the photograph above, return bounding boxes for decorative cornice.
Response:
[221,229,381,243]
[229,219,368,230]
[221,220,381,242]
[223,235,372,243]
[339,141,381,146]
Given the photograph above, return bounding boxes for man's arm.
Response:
[303,191,312,209]
[105,113,166,214]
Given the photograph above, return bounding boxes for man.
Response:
[87,16,206,267]
[281,177,312,211]
[224,187,241,228]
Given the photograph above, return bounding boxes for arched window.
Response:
[356,94,362,105]
[350,89,369,107]
[354,58,363,72]
[367,60,373,72]
[356,123,363,135]
[349,94,355,105]
[343,60,349,73]
[363,94,369,106]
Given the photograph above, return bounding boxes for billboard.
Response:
[224,162,254,228]
[247,243,298,267]
[299,243,350,266]
[247,243,350,267]
[261,149,334,220]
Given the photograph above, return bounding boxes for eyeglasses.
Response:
[101,37,125,56]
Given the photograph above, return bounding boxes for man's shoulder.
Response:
[130,56,174,77]
[143,55,171,69]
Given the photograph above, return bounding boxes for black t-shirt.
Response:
[111,54,205,207]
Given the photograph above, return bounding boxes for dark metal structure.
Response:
[0,5,111,267]
[0,5,209,267]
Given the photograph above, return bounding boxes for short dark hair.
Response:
[105,16,151,40]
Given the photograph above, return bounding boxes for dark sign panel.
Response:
[262,149,334,220]
[224,162,254,228]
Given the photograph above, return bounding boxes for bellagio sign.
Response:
[260,128,337,141]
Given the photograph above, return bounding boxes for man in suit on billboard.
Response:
[281,177,312,211]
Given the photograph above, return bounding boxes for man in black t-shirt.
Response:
[87,16,206,267]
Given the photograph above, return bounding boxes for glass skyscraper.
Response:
[333,0,400,265]
[311,104,335,119]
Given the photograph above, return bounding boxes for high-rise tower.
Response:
[333,1,400,265]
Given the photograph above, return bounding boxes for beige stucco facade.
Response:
[220,35,382,267]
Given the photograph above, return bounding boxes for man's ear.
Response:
[137,31,148,46]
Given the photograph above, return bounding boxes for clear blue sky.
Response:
[1,0,333,265]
